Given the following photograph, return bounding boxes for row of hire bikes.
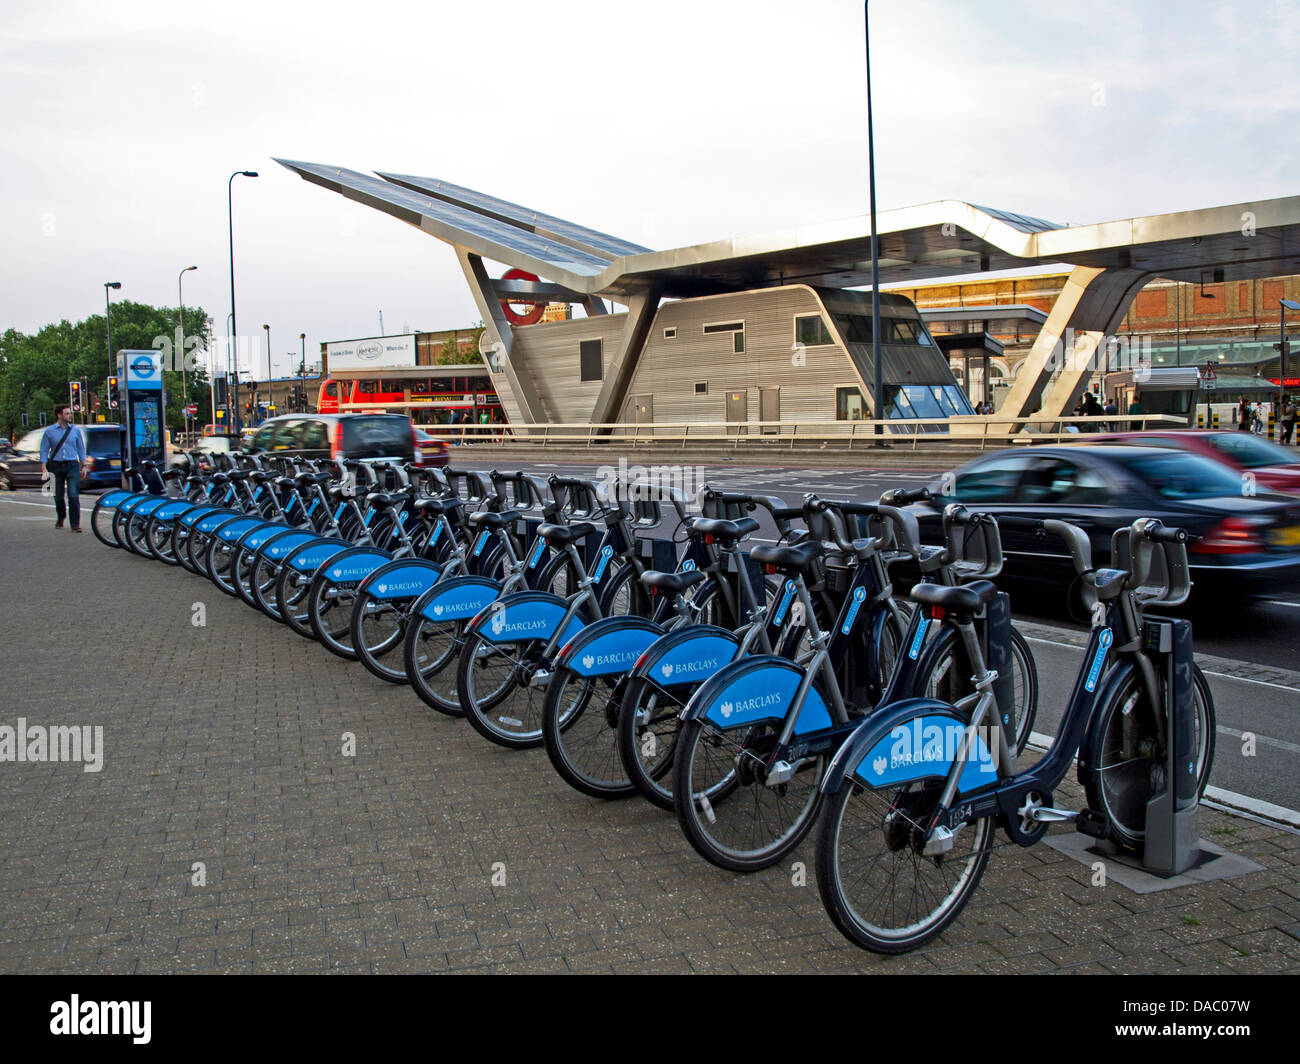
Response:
[91,450,1216,956]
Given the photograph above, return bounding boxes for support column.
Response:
[456,249,547,424]
[589,287,660,428]
[995,265,1152,431]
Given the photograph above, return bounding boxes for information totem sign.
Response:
[117,349,167,470]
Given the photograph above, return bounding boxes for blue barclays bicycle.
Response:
[814,517,1216,954]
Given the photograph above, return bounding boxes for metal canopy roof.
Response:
[377,171,652,260]
[276,159,1300,303]
[918,303,1049,332]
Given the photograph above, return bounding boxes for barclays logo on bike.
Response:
[659,657,719,681]
[716,691,783,720]
[1084,628,1113,693]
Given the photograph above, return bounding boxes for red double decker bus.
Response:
[317,368,503,425]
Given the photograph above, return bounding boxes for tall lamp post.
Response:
[864,1,884,446]
[178,265,197,437]
[300,333,307,412]
[228,169,258,432]
[104,282,122,391]
[1281,299,1300,428]
[263,323,271,423]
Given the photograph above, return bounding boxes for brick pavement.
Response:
[0,495,1297,974]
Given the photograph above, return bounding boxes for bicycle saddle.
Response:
[538,521,597,545]
[750,539,823,572]
[364,492,408,509]
[689,516,760,541]
[640,569,707,595]
[468,508,521,528]
[415,497,463,515]
[909,579,997,615]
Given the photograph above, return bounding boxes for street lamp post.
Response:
[1281,299,1300,430]
[864,1,885,446]
[228,170,258,433]
[104,282,122,417]
[300,333,307,412]
[178,265,197,438]
[263,323,271,423]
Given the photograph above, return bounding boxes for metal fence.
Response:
[436,414,1187,452]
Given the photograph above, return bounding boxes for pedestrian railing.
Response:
[437,414,1187,452]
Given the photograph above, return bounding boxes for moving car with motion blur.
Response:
[919,444,1300,601]
[1087,430,1300,495]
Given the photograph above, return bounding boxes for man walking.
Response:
[40,403,88,532]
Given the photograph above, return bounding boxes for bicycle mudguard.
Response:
[469,590,585,646]
[130,497,171,519]
[215,516,276,543]
[555,615,665,678]
[818,699,996,797]
[680,655,833,737]
[268,534,347,569]
[95,489,134,509]
[626,624,740,688]
[413,575,502,623]
[315,547,393,584]
[194,509,245,535]
[118,493,157,515]
[179,505,232,529]
[238,522,292,553]
[357,559,444,601]
[150,500,199,523]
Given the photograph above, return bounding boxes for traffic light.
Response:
[106,375,120,410]
[69,380,83,413]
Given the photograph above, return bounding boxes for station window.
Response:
[795,314,834,347]
[580,339,603,382]
[694,382,708,395]
[703,320,744,354]
[836,387,866,420]
[664,327,677,339]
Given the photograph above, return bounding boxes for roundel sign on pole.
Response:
[500,268,546,326]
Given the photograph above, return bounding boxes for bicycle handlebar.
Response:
[940,504,1004,581]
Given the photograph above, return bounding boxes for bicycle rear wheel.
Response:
[815,779,994,954]
[673,716,824,872]
[352,589,414,683]
[404,613,468,716]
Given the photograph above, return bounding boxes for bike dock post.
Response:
[1140,616,1200,875]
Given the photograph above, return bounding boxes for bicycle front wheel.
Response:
[815,779,994,954]
[457,631,548,749]
[672,716,824,872]
[542,665,634,799]
[1082,665,1216,852]
[351,588,414,684]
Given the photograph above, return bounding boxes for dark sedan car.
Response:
[918,444,1300,600]
[3,425,126,491]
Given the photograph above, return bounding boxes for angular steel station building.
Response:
[278,159,1300,433]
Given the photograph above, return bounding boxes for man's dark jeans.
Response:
[49,460,81,527]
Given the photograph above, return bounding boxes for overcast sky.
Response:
[2,0,1298,378]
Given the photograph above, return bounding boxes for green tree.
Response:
[0,301,212,440]
[435,323,485,365]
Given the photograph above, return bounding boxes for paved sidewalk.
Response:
[0,496,1297,974]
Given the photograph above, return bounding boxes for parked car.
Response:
[413,427,451,469]
[169,434,239,469]
[1087,430,1300,495]
[3,425,126,491]
[917,444,1300,600]
[246,413,417,466]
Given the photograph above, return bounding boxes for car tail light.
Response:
[1194,516,1265,554]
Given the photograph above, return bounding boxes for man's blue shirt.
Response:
[40,423,87,464]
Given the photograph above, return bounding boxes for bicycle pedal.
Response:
[1075,809,1109,839]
